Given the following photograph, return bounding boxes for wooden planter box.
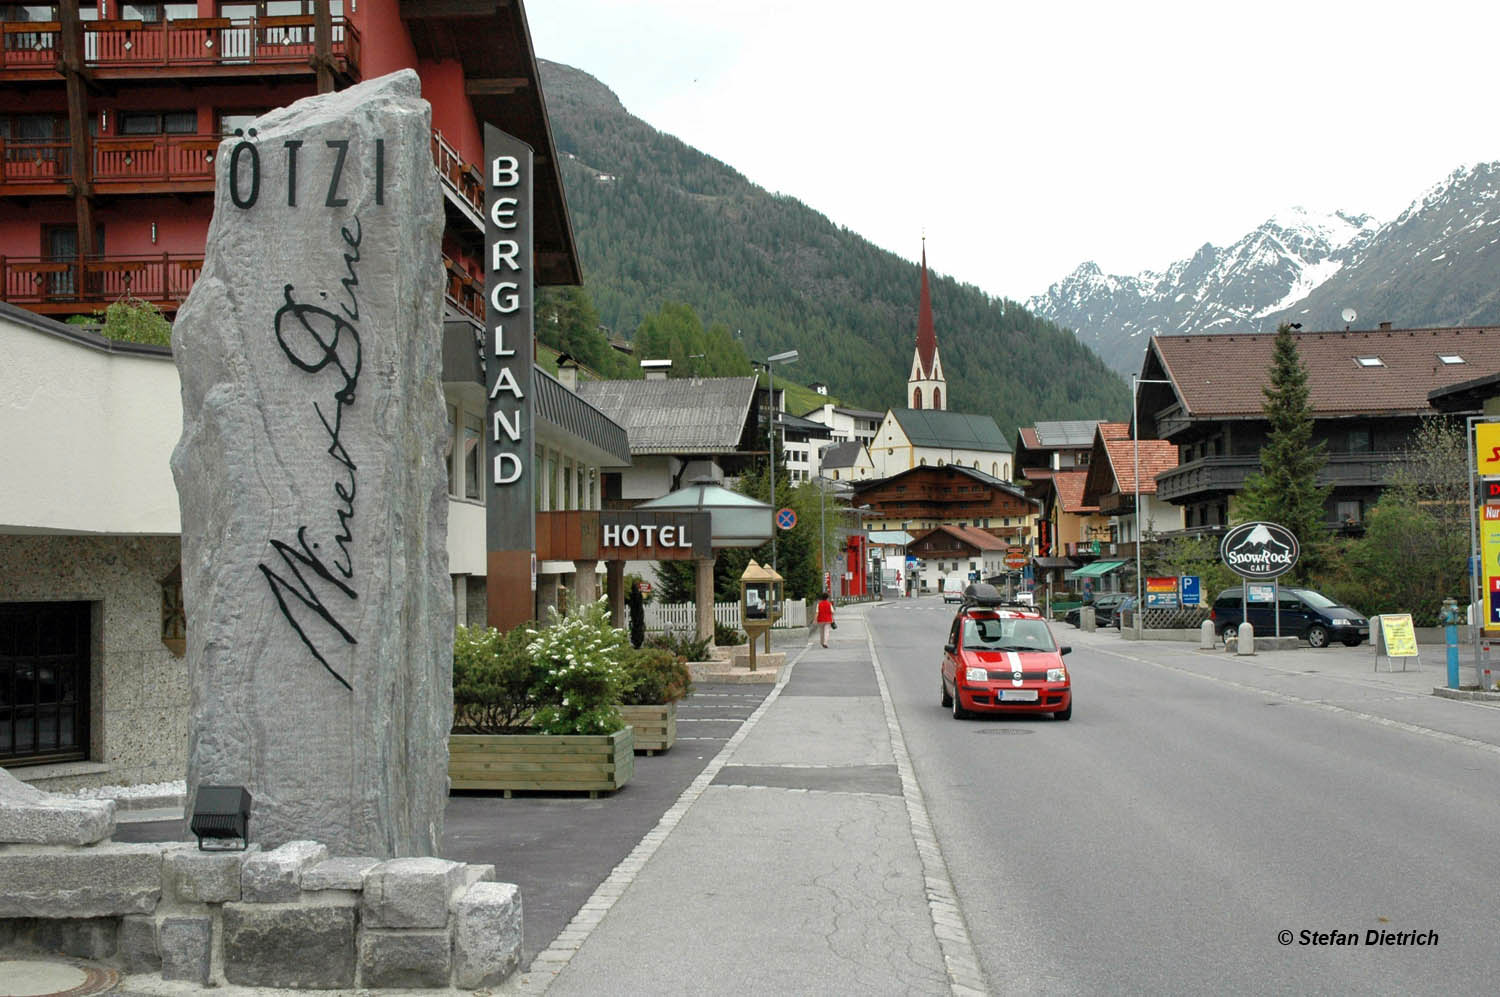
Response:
[618,702,677,754]
[449,727,634,798]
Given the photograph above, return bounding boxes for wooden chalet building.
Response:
[906,524,1010,593]
[853,463,1036,542]
[1030,469,1109,593]
[1080,421,1181,555]
[1139,325,1500,532]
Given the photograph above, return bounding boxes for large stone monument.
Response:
[171,70,452,856]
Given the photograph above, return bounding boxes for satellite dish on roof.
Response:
[1341,307,1357,326]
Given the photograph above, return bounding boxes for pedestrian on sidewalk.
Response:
[816,592,836,647]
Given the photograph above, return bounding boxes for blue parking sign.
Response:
[1180,575,1201,606]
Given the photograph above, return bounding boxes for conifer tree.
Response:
[627,581,646,649]
[1234,323,1330,581]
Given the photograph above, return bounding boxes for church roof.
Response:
[915,246,937,377]
[890,408,1012,453]
[819,440,869,468]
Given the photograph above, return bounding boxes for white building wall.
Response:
[1,320,181,535]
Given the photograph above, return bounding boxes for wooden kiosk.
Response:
[739,559,784,671]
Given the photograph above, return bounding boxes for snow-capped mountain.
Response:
[1267,163,1500,333]
[1030,163,1500,375]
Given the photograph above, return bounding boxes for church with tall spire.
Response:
[907,242,946,410]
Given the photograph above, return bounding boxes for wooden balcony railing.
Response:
[1,254,202,314]
[431,129,484,219]
[1,135,218,193]
[5,125,475,196]
[1156,451,1415,502]
[93,134,220,183]
[1,139,69,187]
[0,15,359,75]
[443,255,483,324]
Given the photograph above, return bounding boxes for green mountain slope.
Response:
[539,61,1129,432]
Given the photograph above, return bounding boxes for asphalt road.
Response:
[870,598,1500,996]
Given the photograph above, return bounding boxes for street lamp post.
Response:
[759,349,798,575]
[819,468,827,592]
[1133,375,1175,634]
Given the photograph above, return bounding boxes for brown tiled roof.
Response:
[1103,438,1178,495]
[916,524,1011,552]
[1053,470,1097,513]
[1152,326,1500,418]
[1017,427,1041,450]
[1098,421,1130,441]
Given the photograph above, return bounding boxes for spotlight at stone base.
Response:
[190,785,252,851]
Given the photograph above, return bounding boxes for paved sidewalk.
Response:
[506,602,983,996]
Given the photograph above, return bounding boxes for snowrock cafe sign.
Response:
[1219,521,1300,579]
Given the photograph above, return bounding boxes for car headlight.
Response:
[1047,667,1067,683]
[965,666,989,683]
[1328,617,1352,626]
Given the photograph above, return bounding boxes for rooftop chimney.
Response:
[1378,321,1392,330]
[556,358,579,392]
[641,358,672,381]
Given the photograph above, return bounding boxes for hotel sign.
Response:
[599,511,710,559]
[537,511,712,562]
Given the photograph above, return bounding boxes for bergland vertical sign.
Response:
[484,125,536,632]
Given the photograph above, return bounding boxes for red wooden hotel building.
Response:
[0,0,579,321]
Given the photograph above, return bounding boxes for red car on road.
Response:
[941,587,1072,721]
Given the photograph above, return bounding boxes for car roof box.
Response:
[960,583,1005,607]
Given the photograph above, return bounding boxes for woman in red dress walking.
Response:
[815,592,836,647]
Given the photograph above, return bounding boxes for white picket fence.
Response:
[645,599,808,632]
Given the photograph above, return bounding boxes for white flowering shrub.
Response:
[527,597,628,735]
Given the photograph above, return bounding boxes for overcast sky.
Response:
[526,1,1499,302]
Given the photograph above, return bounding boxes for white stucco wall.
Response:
[1,318,181,535]
[447,498,487,575]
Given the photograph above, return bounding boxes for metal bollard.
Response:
[1200,619,1216,649]
[1440,597,1460,689]
[1236,621,1256,655]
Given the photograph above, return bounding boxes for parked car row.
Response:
[1062,592,1127,628]
[1058,585,1368,648]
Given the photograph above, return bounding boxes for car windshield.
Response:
[1297,590,1338,609]
[963,617,1056,652]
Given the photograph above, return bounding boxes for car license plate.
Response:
[998,690,1038,702]
[1358,627,1369,635]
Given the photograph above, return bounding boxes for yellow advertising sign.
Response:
[1377,614,1419,658]
[1482,506,1500,633]
[1476,422,1500,478]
